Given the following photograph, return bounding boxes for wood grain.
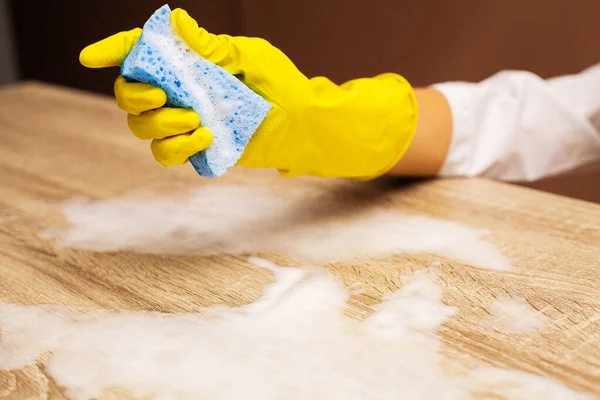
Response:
[0,82,599,398]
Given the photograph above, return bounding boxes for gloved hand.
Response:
[80,8,419,179]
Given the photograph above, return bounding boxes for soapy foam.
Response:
[121,5,272,177]
[41,184,513,270]
[0,259,590,399]
[485,298,548,334]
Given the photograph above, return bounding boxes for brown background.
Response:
[7,0,600,202]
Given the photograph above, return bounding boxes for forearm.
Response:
[386,88,453,177]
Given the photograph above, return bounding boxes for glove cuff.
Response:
[359,73,419,180]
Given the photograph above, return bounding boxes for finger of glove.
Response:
[80,28,142,68]
[128,108,201,140]
[151,127,213,167]
[171,8,245,76]
[114,76,167,115]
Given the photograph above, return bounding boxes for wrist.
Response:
[385,88,453,177]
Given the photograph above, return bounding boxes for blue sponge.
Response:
[121,4,272,178]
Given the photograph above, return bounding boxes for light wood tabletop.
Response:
[0,82,599,399]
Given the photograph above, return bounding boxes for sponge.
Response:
[121,4,272,178]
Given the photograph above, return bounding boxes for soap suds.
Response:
[41,184,512,270]
[485,298,548,334]
[0,259,589,399]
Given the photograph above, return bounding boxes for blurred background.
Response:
[1,0,599,202]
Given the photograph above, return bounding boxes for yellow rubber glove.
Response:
[80,8,418,179]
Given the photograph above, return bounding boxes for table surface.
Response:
[0,82,599,399]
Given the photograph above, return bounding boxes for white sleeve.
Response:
[432,64,600,181]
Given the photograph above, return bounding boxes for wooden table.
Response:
[0,82,599,399]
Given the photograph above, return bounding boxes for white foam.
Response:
[41,184,512,270]
[485,298,548,334]
[0,259,589,399]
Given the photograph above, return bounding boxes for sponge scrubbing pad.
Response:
[121,4,272,178]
